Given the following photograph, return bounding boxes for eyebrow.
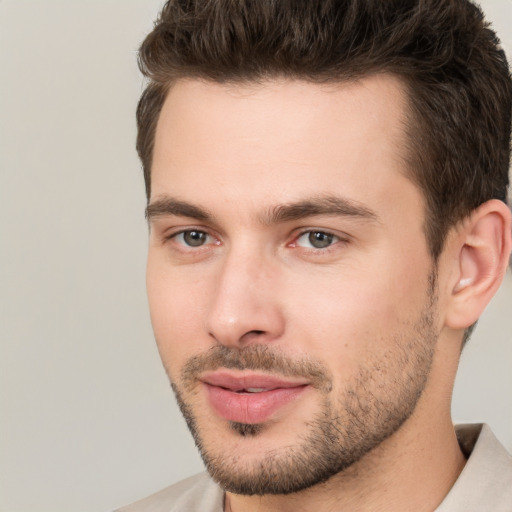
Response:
[146,194,379,225]
[146,197,212,222]
[263,195,379,224]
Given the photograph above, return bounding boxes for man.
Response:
[118,0,512,510]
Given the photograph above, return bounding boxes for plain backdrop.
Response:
[0,1,511,511]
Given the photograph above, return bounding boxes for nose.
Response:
[205,248,285,348]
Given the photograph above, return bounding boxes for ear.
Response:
[444,199,511,330]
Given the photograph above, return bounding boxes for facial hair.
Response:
[168,273,438,496]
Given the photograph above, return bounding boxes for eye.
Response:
[295,230,339,249]
[174,230,212,247]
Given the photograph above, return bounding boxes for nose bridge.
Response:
[205,242,283,347]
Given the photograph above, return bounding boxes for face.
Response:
[147,76,440,494]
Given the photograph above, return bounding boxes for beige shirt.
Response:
[116,424,512,512]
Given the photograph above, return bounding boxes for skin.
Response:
[146,75,510,511]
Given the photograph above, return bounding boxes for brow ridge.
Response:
[146,197,211,221]
[263,195,379,224]
[145,194,379,226]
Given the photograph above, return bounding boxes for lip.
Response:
[200,371,309,424]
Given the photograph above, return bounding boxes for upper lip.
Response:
[200,371,309,392]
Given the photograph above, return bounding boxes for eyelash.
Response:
[164,229,218,249]
[164,228,348,253]
[290,230,348,251]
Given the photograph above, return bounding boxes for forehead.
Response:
[151,75,418,219]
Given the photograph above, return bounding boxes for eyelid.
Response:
[159,225,349,252]
[163,226,220,247]
[289,228,350,250]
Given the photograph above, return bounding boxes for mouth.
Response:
[234,388,273,393]
[199,371,309,425]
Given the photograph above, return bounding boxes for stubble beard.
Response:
[168,274,439,496]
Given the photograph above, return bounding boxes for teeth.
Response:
[245,388,267,393]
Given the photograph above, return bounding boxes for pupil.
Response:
[184,231,206,247]
[309,231,333,248]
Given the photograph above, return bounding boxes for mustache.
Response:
[179,345,332,393]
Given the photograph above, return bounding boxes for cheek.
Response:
[146,258,210,372]
[286,256,431,364]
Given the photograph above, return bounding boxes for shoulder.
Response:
[436,424,512,511]
[114,472,224,512]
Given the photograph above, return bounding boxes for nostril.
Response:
[237,329,268,345]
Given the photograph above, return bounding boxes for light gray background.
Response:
[0,1,510,511]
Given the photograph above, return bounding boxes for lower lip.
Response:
[204,384,308,424]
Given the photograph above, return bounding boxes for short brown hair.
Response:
[137,0,511,259]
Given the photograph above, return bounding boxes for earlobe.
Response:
[445,199,511,330]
